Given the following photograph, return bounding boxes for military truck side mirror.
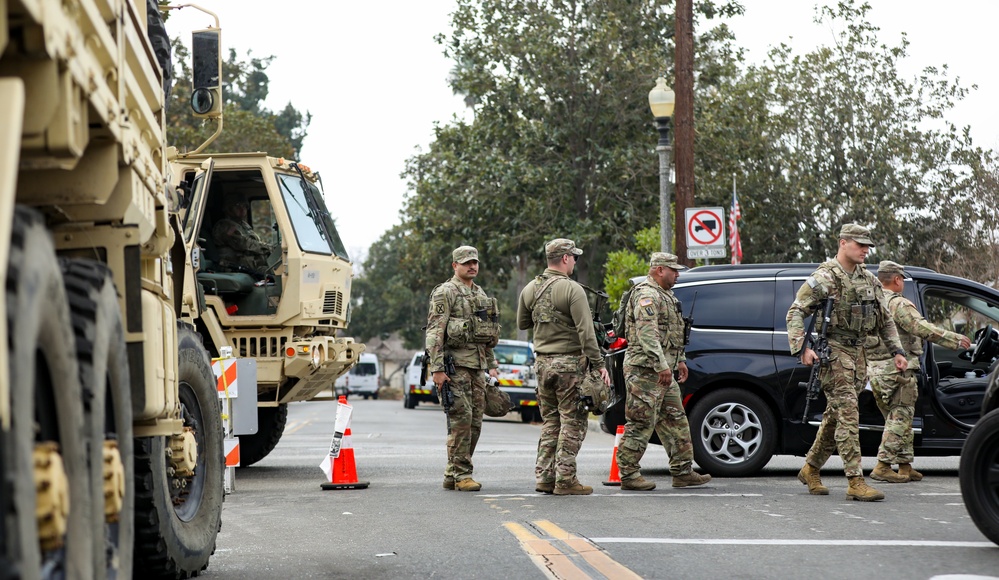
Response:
[191,28,222,118]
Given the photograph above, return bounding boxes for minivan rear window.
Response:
[350,363,378,376]
[674,280,774,330]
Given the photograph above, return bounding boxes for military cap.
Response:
[839,223,876,246]
[878,260,906,277]
[223,192,248,207]
[452,246,480,264]
[545,238,584,260]
[650,252,687,271]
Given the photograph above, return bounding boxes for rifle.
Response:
[682,291,698,346]
[440,354,457,434]
[800,298,834,422]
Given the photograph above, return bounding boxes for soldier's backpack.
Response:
[611,281,637,340]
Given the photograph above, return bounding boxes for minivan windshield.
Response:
[495,344,533,365]
[350,363,378,376]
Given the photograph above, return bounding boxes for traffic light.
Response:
[191,29,222,118]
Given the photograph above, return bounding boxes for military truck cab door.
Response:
[178,158,215,317]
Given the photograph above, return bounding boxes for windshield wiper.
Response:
[286,163,332,243]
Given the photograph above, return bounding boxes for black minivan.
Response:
[600,263,999,477]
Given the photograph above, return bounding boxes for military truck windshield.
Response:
[277,173,349,259]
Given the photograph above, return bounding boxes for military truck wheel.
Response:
[62,258,134,578]
[3,207,93,578]
[238,404,289,467]
[689,389,777,477]
[960,407,999,545]
[134,325,223,578]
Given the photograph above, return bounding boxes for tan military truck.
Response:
[1,1,231,577]
[171,153,364,465]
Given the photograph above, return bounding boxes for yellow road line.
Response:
[284,420,311,435]
[504,520,641,580]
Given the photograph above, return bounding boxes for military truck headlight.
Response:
[311,346,324,368]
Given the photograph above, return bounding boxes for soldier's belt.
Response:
[827,334,863,346]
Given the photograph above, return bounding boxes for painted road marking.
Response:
[482,493,763,498]
[284,420,312,435]
[589,538,995,548]
[505,520,641,580]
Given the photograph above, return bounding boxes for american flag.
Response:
[729,176,743,265]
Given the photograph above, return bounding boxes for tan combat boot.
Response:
[898,464,923,481]
[553,483,593,495]
[870,461,908,483]
[455,478,482,492]
[621,476,656,491]
[797,464,829,495]
[846,476,885,501]
[672,472,711,488]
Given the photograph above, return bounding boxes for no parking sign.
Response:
[685,207,726,259]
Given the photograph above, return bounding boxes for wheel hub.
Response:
[103,440,126,522]
[168,427,198,477]
[34,442,69,551]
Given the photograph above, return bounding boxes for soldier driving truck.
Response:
[0,2,235,577]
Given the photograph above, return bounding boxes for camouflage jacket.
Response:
[786,259,904,356]
[516,269,603,370]
[623,276,686,372]
[868,290,964,369]
[212,218,271,271]
[424,275,499,373]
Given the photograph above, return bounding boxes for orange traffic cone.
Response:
[602,424,626,486]
[321,404,370,489]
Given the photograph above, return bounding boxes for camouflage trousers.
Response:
[616,365,694,479]
[868,358,918,465]
[805,343,866,478]
[442,366,486,481]
[534,353,589,487]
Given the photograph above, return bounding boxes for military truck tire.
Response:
[134,324,223,578]
[3,207,93,578]
[238,404,289,467]
[689,389,777,477]
[960,407,999,545]
[62,258,135,578]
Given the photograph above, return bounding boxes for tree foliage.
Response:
[349,0,996,346]
[694,1,988,270]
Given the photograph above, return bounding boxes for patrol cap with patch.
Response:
[839,223,876,246]
[650,252,687,271]
[545,238,584,260]
[452,246,480,264]
[878,260,906,277]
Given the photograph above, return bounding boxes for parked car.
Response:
[335,352,381,399]
[494,339,540,422]
[960,358,999,545]
[600,263,999,477]
[403,351,439,409]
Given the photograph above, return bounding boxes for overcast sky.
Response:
[170,1,999,262]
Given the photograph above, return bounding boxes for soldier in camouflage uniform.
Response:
[615,253,711,491]
[425,246,501,492]
[787,224,908,502]
[867,260,970,483]
[516,239,611,496]
[212,193,273,273]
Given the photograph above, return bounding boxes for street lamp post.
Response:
[648,77,676,254]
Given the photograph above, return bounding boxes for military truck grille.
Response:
[323,291,343,316]
[234,336,285,358]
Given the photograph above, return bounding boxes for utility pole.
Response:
[674,0,694,266]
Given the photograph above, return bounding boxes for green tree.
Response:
[694,1,989,270]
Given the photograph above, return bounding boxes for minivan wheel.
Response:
[688,389,776,477]
[959,407,999,545]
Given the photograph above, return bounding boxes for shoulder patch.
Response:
[806,276,819,289]
[638,297,653,307]
[434,301,446,315]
